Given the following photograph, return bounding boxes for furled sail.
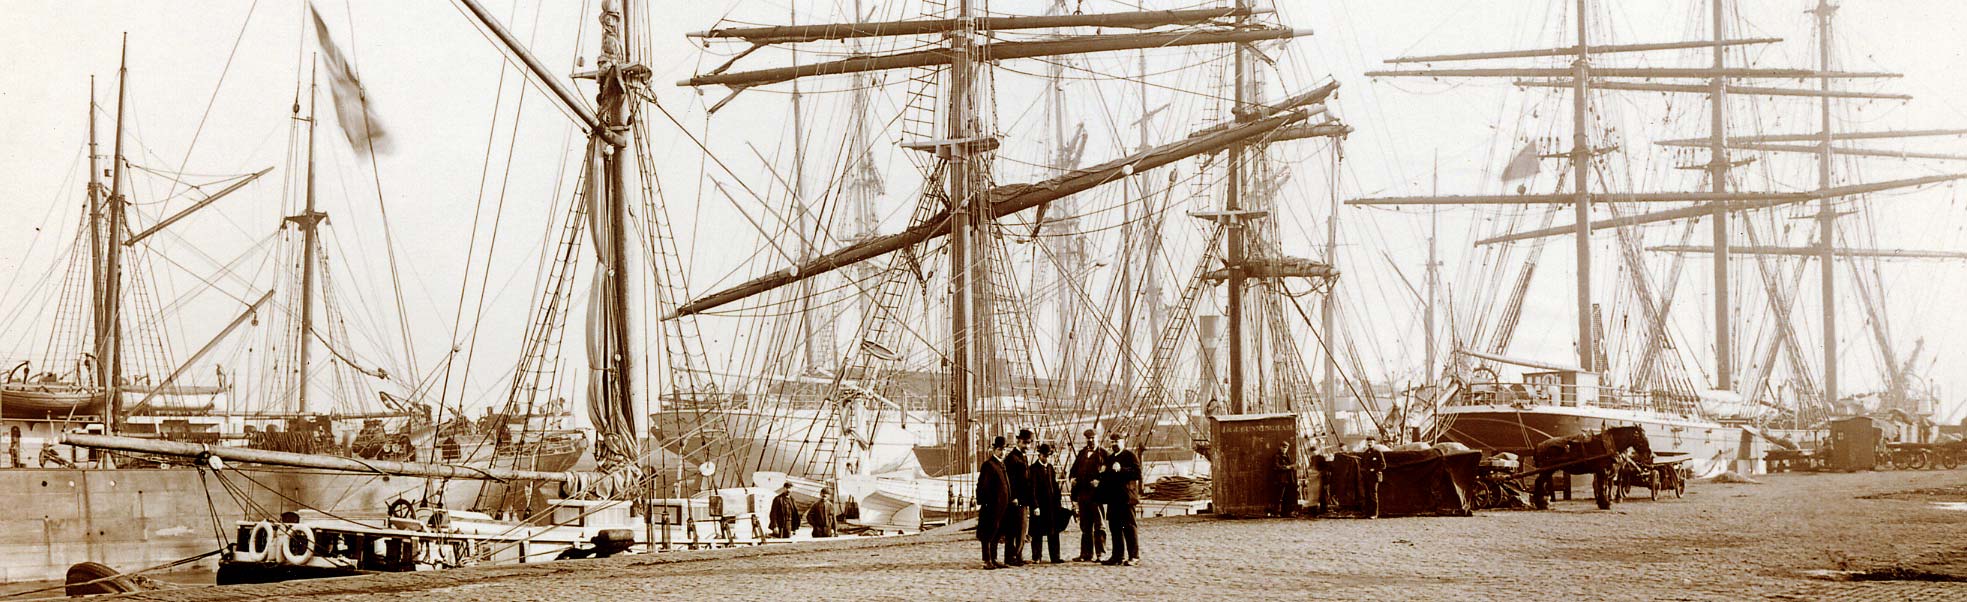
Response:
[576,0,643,499]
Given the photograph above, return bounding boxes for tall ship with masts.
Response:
[1352,0,1967,475]
[662,0,1351,527]
[0,5,611,584]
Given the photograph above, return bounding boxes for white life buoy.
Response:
[232,521,273,563]
[277,525,316,565]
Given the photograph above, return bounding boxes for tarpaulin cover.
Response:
[1319,449,1480,517]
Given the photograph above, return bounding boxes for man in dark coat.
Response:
[1068,428,1107,561]
[1098,433,1141,566]
[768,482,800,538]
[1002,429,1034,566]
[1028,443,1064,563]
[975,435,1012,569]
[1271,440,1299,517]
[806,488,839,538]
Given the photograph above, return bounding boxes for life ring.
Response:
[232,521,273,563]
[277,525,316,565]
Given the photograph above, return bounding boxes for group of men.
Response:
[767,484,841,539]
[977,427,1141,569]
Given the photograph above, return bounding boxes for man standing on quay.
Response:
[976,436,1012,569]
[1068,428,1107,561]
[1028,443,1064,563]
[1100,432,1141,566]
[1003,429,1034,566]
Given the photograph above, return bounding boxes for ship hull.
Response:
[1433,404,1743,478]
[651,408,938,478]
[0,466,522,583]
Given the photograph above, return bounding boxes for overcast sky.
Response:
[3,0,1966,422]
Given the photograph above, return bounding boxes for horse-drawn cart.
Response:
[1503,426,1654,510]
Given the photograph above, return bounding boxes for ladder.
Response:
[793,165,949,480]
[1122,226,1225,439]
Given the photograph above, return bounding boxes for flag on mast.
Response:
[311,4,390,155]
[1500,141,1540,182]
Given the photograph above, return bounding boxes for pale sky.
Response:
[3,0,1965,422]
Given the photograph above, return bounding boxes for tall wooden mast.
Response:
[1569,0,1596,372]
[946,0,981,467]
[288,64,325,414]
[674,5,1338,466]
[1224,0,1253,413]
[1814,0,1838,408]
[87,75,104,403]
[1708,0,1733,389]
[1354,0,1957,396]
[99,36,130,432]
[595,0,639,465]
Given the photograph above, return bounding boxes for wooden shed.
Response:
[1208,413,1299,518]
[1826,415,1882,471]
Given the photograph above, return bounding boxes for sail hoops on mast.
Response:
[666,82,1342,319]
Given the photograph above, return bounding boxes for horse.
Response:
[1529,425,1652,510]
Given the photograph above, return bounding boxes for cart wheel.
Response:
[1943,453,1961,471]
[1907,453,1929,470]
[1673,475,1685,498]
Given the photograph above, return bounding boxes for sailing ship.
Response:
[1,2,646,584]
[665,0,1349,524]
[1353,0,1967,476]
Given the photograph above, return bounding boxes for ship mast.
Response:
[596,0,639,466]
[87,75,104,412]
[288,64,325,414]
[1813,0,1838,408]
[1708,0,1733,390]
[1568,0,1595,373]
[1354,0,1955,393]
[98,37,130,433]
[674,5,1338,465]
[1223,0,1252,412]
[947,0,981,467]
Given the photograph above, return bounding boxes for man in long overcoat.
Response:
[976,435,1012,569]
[1028,443,1065,563]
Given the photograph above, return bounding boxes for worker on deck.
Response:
[806,488,839,538]
[768,482,800,538]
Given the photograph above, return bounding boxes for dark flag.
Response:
[311,4,390,155]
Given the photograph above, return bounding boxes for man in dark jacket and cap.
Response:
[806,488,839,538]
[975,435,1012,569]
[768,482,800,538]
[1028,443,1065,563]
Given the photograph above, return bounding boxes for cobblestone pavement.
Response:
[119,470,1967,601]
